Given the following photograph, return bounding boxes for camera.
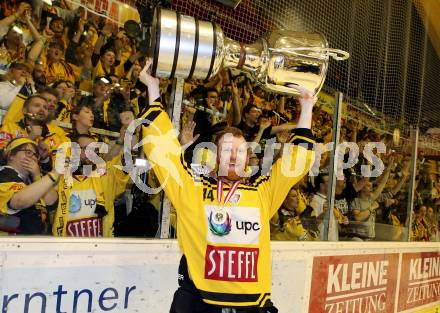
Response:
[220,89,232,102]
[123,0,172,56]
[108,90,129,113]
[234,74,246,85]
[261,109,275,118]
[124,20,150,55]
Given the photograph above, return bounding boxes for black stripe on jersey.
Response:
[203,175,217,185]
[137,101,163,118]
[291,128,314,140]
[237,186,257,191]
[180,154,194,179]
[258,293,271,307]
[0,167,23,184]
[151,99,163,107]
[289,128,315,149]
[17,93,27,100]
[180,157,212,186]
[249,175,270,188]
[290,139,314,151]
[200,289,262,305]
[140,109,161,126]
[187,175,213,189]
[249,175,267,186]
[194,175,216,188]
[197,175,258,191]
[200,179,213,188]
[211,186,258,192]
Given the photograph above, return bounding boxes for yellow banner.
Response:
[317,91,348,116]
[415,305,440,313]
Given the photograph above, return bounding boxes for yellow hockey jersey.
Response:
[52,155,129,237]
[56,99,72,123]
[140,100,315,308]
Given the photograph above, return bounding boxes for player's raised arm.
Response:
[137,60,199,210]
[254,87,316,218]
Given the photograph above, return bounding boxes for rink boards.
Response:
[0,238,440,313]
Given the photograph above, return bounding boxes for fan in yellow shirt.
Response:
[52,134,129,237]
[0,137,59,235]
[52,80,76,123]
[43,41,79,84]
[0,95,68,165]
[271,188,319,241]
[92,43,117,80]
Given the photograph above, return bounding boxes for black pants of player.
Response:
[169,287,278,313]
[169,256,278,313]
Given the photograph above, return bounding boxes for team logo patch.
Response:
[69,193,81,213]
[208,211,232,236]
[205,205,262,245]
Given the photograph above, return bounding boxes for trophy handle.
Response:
[269,47,350,61]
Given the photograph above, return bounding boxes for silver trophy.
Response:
[149,8,349,96]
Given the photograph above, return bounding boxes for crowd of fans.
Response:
[0,0,439,241]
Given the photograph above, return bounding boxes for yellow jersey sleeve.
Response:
[2,93,27,124]
[0,166,27,215]
[106,154,130,197]
[0,181,24,214]
[251,128,315,218]
[139,99,199,213]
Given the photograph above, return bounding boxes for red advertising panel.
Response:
[398,251,440,312]
[309,254,399,313]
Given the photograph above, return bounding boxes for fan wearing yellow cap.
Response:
[0,138,59,234]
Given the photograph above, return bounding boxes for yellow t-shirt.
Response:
[44,60,80,85]
[271,214,314,241]
[92,60,115,80]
